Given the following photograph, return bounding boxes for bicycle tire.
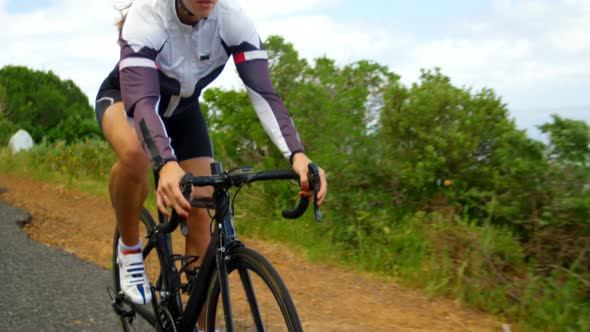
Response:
[204,247,302,332]
[112,207,163,331]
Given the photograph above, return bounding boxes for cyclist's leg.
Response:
[101,101,150,247]
[95,67,150,247]
[179,157,214,332]
[97,88,152,305]
[179,157,214,264]
[163,105,214,331]
[162,105,214,266]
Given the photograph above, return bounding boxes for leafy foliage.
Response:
[3,38,589,331]
[0,65,100,144]
[200,36,589,331]
[540,114,590,166]
[529,116,590,278]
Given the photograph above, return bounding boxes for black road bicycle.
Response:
[109,161,321,332]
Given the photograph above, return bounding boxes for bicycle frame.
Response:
[133,163,251,332]
[126,161,319,332]
[180,172,242,332]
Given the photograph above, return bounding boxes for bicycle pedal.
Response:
[112,301,136,318]
[111,295,136,318]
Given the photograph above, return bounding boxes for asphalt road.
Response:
[0,201,120,331]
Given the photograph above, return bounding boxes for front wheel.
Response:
[204,247,302,332]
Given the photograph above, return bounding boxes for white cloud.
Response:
[234,0,589,111]
[388,0,590,111]
[1,0,120,103]
[1,0,588,133]
[232,0,589,131]
[257,15,410,65]
[211,12,408,90]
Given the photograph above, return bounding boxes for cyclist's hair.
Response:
[116,13,127,32]
[114,0,133,32]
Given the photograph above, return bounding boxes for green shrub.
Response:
[0,65,100,144]
[0,117,16,146]
[2,51,589,332]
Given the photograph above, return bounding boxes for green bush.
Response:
[520,269,590,332]
[0,117,16,146]
[2,45,589,331]
[0,65,100,144]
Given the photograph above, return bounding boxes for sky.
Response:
[1,0,589,140]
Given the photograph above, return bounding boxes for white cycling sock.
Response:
[119,239,142,252]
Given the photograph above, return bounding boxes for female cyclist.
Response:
[95,0,327,306]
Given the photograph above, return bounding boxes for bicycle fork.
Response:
[214,185,236,332]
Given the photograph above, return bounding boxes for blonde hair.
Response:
[113,0,133,32]
[116,13,128,32]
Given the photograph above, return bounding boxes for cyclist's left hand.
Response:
[291,153,327,206]
[157,161,191,219]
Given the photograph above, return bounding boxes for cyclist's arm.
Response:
[118,2,177,172]
[221,10,305,163]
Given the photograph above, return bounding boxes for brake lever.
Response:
[308,163,322,222]
[179,173,194,236]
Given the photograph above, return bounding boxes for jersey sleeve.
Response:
[220,7,305,161]
[118,1,176,171]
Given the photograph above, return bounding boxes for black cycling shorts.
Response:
[95,72,214,162]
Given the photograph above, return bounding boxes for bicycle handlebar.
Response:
[159,164,322,234]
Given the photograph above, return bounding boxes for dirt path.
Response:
[0,173,508,331]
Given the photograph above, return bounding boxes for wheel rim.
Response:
[205,249,300,332]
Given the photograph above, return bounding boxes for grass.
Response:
[1,142,589,332]
[0,139,112,197]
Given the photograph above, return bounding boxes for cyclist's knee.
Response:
[188,187,213,225]
[191,186,213,200]
[102,102,150,175]
[115,149,150,182]
[120,147,149,168]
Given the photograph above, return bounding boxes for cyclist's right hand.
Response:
[157,161,191,219]
[291,153,327,206]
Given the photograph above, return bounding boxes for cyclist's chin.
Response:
[194,8,213,19]
[195,0,216,15]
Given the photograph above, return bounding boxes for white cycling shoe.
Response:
[117,240,152,305]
